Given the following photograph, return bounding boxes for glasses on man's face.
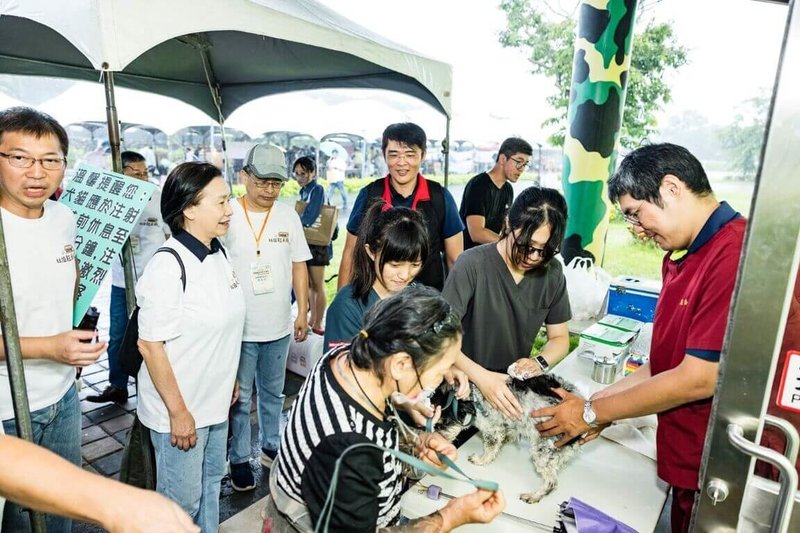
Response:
[621,200,645,226]
[250,177,284,190]
[386,151,422,164]
[124,166,149,179]
[508,156,531,171]
[0,151,66,171]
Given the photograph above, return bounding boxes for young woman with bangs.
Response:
[443,186,573,420]
[324,200,429,352]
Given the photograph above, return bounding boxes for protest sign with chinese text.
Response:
[60,164,156,326]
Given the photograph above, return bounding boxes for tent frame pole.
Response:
[103,68,138,315]
[443,116,451,188]
[0,197,47,533]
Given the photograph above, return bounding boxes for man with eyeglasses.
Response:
[223,143,310,491]
[86,151,170,405]
[532,143,746,532]
[459,137,533,250]
[339,122,464,291]
[0,107,107,532]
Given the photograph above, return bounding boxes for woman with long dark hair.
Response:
[136,162,246,532]
[445,186,572,419]
[323,200,428,352]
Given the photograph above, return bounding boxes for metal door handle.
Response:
[727,423,798,533]
[764,415,800,465]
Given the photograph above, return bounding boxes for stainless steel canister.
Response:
[592,356,617,384]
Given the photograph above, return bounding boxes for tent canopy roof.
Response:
[0,0,452,120]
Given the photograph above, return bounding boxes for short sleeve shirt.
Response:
[649,202,746,489]
[323,284,381,352]
[459,172,513,249]
[223,200,311,341]
[442,244,571,370]
[135,232,246,432]
[0,202,76,420]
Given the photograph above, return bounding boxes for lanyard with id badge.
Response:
[241,196,275,294]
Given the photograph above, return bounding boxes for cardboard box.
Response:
[607,276,661,323]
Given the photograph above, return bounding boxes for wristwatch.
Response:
[534,355,549,372]
[582,400,598,428]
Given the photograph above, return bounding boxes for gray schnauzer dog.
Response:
[436,373,582,504]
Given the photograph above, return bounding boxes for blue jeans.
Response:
[328,181,347,208]
[151,420,228,533]
[108,284,130,390]
[2,384,80,533]
[230,336,291,463]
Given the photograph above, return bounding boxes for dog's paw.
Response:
[520,492,543,504]
[468,453,487,465]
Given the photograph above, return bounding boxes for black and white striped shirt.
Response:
[276,349,403,531]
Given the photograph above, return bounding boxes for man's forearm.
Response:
[594,364,713,424]
[1,434,120,525]
[469,227,500,245]
[0,336,57,362]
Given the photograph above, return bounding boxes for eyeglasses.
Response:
[508,156,531,171]
[621,200,645,226]
[513,235,553,260]
[0,151,66,170]
[386,151,422,164]
[123,166,149,179]
[250,177,284,190]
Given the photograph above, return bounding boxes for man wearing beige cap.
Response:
[223,143,311,491]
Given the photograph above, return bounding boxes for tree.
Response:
[499,0,688,148]
[716,94,768,181]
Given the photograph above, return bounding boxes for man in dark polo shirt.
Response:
[337,122,464,291]
[532,143,746,533]
[460,137,532,250]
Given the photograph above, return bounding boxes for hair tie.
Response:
[359,329,369,339]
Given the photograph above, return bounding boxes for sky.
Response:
[0,0,789,145]
[310,0,788,142]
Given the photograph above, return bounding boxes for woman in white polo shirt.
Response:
[136,162,245,532]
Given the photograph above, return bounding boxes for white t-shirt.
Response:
[135,235,246,433]
[0,202,76,421]
[223,199,311,342]
[111,188,169,287]
[326,157,346,183]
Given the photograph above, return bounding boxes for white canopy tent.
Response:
[0,0,452,120]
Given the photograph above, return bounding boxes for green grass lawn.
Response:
[267,176,754,307]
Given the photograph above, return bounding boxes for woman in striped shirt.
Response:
[266,285,505,532]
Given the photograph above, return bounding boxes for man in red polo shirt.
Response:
[532,143,746,532]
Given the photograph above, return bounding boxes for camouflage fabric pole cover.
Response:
[561,0,638,264]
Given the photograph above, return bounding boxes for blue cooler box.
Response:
[607,276,661,323]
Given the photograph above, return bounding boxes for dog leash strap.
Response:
[424,417,499,492]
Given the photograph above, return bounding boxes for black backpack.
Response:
[119,247,185,378]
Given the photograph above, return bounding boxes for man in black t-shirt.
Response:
[460,137,533,249]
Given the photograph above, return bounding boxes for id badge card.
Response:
[250,262,274,294]
[130,235,141,254]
